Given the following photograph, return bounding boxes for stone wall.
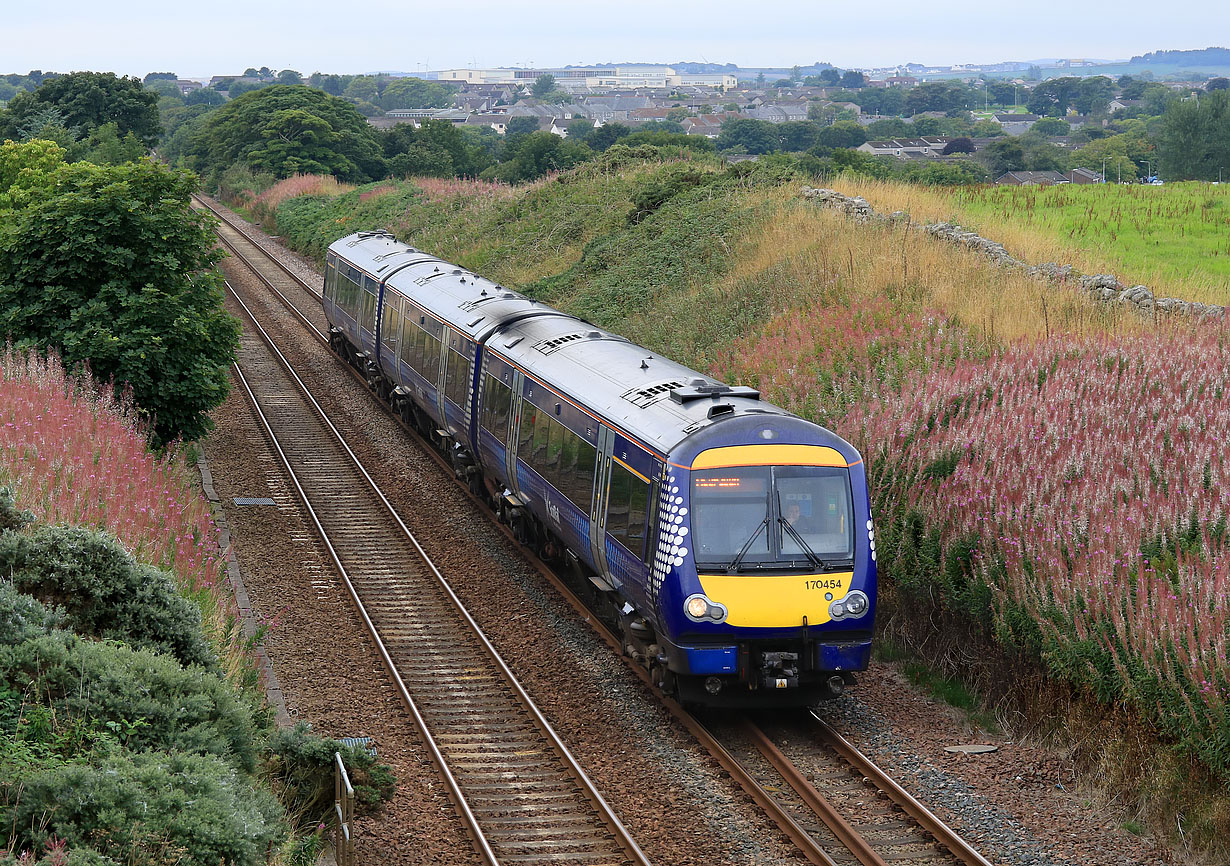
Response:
[800,186,1225,320]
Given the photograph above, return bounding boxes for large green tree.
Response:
[1,72,161,146]
[185,85,385,182]
[0,141,239,443]
[1157,90,1230,180]
[380,78,458,110]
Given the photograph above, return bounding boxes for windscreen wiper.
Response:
[779,517,823,569]
[727,517,769,573]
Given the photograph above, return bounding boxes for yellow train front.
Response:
[632,412,876,708]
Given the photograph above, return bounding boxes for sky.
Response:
[3,0,1224,78]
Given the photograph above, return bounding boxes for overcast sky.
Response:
[4,0,1222,78]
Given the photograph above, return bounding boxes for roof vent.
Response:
[622,380,685,408]
[670,383,761,404]
[533,333,586,354]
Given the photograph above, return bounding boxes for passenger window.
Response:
[573,439,596,514]
[545,418,564,480]
[533,409,550,468]
[519,403,536,456]
[382,301,400,353]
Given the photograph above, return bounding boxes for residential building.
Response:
[995,170,1069,186]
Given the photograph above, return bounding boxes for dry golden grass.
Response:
[825,177,1229,306]
[717,187,1142,344]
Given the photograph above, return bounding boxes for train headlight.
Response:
[830,591,869,621]
[684,594,728,623]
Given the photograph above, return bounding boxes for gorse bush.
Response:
[1,750,285,866]
[0,582,58,647]
[0,524,215,668]
[1,630,261,771]
[265,723,396,825]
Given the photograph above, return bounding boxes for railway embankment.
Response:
[0,351,393,864]
[219,151,1230,860]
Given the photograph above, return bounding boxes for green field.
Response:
[949,181,1230,298]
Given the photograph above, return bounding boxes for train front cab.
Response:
[651,422,877,707]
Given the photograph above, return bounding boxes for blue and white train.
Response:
[324,230,876,706]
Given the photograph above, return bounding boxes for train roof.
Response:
[330,232,843,459]
[490,313,793,457]
[329,231,554,341]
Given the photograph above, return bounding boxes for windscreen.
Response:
[691,466,854,571]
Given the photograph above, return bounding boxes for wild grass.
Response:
[0,349,239,666]
[827,177,1230,305]
[248,174,355,227]
[838,324,1230,782]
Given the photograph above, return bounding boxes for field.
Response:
[830,178,1230,305]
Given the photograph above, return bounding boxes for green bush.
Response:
[0,631,262,772]
[0,582,58,646]
[265,722,396,823]
[0,524,215,668]
[0,841,119,866]
[0,750,285,866]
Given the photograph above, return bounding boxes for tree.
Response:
[342,75,379,103]
[839,70,866,89]
[143,72,177,83]
[1208,77,1230,91]
[1074,76,1114,115]
[0,142,239,443]
[942,137,975,154]
[716,118,779,154]
[320,74,344,96]
[979,138,1026,175]
[777,120,823,151]
[909,115,944,135]
[185,88,225,107]
[818,69,842,86]
[586,123,631,151]
[1,72,161,147]
[185,85,386,182]
[1027,77,1081,117]
[379,78,457,110]
[531,74,557,98]
[1157,90,1230,180]
[865,117,912,138]
[276,69,303,85]
[1068,134,1150,182]
[815,120,866,149]
[971,119,1005,137]
[1032,117,1071,136]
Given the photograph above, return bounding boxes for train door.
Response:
[505,369,526,497]
[589,426,615,584]
[431,322,448,424]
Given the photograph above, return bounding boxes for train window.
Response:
[482,373,513,442]
[532,408,550,468]
[423,332,441,384]
[360,289,376,332]
[573,439,596,513]
[545,417,564,480]
[519,404,536,456]
[443,348,461,405]
[627,473,649,555]
[324,262,336,301]
[606,461,631,541]
[382,300,400,354]
[559,426,578,487]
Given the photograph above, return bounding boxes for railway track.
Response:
[199,194,995,866]
[218,224,649,865]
